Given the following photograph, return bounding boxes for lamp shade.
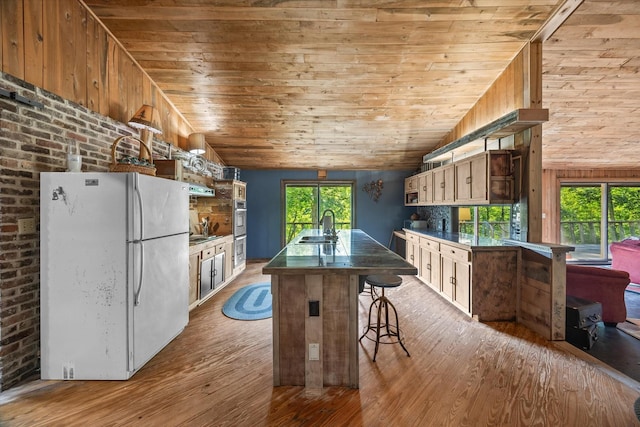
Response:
[459,207,472,221]
[188,133,206,154]
[128,104,162,134]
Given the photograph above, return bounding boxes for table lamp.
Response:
[128,104,162,161]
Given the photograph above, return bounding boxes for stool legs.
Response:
[361,282,379,301]
[359,288,410,362]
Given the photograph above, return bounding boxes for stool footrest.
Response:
[359,293,410,361]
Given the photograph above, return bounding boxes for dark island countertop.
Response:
[262,229,417,276]
[403,228,574,255]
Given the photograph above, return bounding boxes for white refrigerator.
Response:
[40,172,190,380]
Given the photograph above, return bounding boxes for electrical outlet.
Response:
[309,343,320,361]
[18,217,36,234]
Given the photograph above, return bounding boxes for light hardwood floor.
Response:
[1,261,640,426]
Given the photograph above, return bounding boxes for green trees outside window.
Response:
[561,184,640,261]
[283,182,353,244]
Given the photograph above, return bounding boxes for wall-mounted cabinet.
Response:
[405,150,514,207]
[405,171,434,206]
[433,164,455,204]
[418,172,433,205]
[405,175,419,205]
[454,150,513,205]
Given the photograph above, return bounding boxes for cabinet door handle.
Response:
[466,177,471,184]
[427,264,431,270]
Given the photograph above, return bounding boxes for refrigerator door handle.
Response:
[134,241,144,306]
[134,173,145,241]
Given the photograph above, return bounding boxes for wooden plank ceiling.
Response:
[82,0,640,171]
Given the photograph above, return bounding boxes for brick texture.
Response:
[0,72,177,390]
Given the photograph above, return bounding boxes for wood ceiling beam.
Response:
[532,0,584,42]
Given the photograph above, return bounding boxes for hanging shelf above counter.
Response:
[423,108,549,164]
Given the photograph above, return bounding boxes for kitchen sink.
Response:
[189,234,217,243]
[297,235,338,244]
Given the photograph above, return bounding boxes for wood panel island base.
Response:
[263,229,417,389]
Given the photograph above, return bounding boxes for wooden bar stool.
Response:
[359,274,410,362]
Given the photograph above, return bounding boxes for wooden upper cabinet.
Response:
[404,175,419,205]
[433,164,455,204]
[418,171,433,205]
[424,150,514,206]
[455,153,488,204]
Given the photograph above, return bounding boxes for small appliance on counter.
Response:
[404,219,428,230]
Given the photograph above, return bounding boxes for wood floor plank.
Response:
[1,261,639,426]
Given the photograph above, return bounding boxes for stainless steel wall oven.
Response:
[234,200,246,237]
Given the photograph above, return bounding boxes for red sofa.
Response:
[611,238,640,284]
[566,264,630,326]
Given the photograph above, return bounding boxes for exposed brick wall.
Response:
[0,72,177,390]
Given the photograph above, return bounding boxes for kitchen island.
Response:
[263,229,417,389]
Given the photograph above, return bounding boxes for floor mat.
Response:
[222,282,272,320]
[617,321,640,340]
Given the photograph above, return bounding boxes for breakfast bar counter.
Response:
[263,229,417,389]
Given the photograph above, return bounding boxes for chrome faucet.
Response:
[201,217,209,237]
[321,209,337,240]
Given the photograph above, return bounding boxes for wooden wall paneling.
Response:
[24,0,43,86]
[529,41,543,109]
[107,37,123,121]
[348,275,358,388]
[86,12,102,113]
[305,274,323,390]
[45,0,87,105]
[436,46,529,152]
[271,275,280,385]
[2,0,25,80]
[322,275,349,387]
[123,53,137,122]
[518,248,552,340]
[541,169,560,243]
[42,0,60,96]
[97,16,109,116]
[549,249,567,341]
[127,57,143,120]
[116,43,131,123]
[277,275,306,386]
[470,250,518,322]
[69,0,86,106]
[141,70,152,107]
[526,42,543,243]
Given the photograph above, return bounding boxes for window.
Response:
[561,183,640,262]
[282,181,354,245]
[458,206,511,239]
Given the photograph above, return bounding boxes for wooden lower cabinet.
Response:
[419,237,440,293]
[188,234,235,311]
[406,230,519,321]
[188,250,201,308]
[405,231,420,273]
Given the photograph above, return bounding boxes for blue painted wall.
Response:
[241,169,416,259]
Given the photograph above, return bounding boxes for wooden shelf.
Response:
[423,108,549,163]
